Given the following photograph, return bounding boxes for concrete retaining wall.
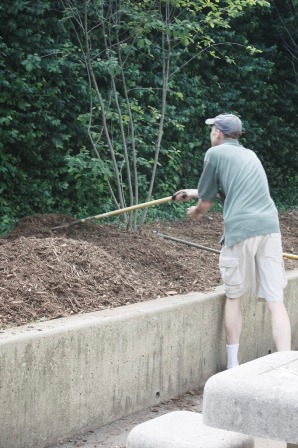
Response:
[0,270,297,448]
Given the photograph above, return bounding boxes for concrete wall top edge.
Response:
[1,270,297,344]
[286,268,298,280]
[0,287,226,343]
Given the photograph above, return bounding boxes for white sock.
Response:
[226,343,239,369]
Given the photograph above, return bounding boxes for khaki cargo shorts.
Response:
[219,233,287,301]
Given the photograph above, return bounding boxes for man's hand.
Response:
[172,189,198,202]
[187,205,204,220]
[187,199,213,220]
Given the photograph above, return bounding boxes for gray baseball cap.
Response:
[205,114,242,134]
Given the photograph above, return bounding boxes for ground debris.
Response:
[1,211,297,328]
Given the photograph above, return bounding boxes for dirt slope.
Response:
[1,210,297,328]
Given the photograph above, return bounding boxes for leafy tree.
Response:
[60,0,270,229]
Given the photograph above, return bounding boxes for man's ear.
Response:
[218,129,225,142]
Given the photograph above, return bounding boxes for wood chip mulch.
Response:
[0,210,297,328]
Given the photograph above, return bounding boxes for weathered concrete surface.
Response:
[126,411,254,448]
[0,270,297,448]
[203,351,298,444]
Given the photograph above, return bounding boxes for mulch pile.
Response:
[1,210,297,328]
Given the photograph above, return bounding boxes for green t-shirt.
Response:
[198,140,280,247]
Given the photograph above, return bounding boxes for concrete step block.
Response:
[203,351,298,444]
[127,411,254,448]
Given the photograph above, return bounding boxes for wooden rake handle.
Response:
[283,253,298,260]
[52,196,174,230]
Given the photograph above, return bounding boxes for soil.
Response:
[1,210,297,329]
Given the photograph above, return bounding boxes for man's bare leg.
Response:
[266,301,291,351]
[224,297,242,368]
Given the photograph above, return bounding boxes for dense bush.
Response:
[0,0,297,235]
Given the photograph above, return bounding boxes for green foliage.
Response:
[0,0,296,235]
[64,149,113,214]
[0,0,92,234]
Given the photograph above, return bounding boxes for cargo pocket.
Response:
[219,256,241,286]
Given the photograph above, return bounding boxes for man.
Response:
[173,113,291,369]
